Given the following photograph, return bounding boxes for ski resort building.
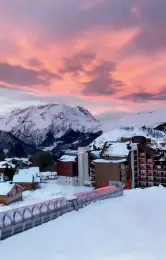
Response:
[57,148,100,186]
[90,158,130,188]
[128,136,166,188]
[56,152,79,186]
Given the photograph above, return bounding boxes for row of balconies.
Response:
[136,182,156,187]
[136,180,166,186]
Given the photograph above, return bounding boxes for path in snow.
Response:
[0,186,166,260]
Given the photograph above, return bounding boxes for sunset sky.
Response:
[0,0,166,119]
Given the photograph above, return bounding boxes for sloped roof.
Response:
[13,167,40,183]
[90,150,101,159]
[101,141,129,157]
[0,182,15,195]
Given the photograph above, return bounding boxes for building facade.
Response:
[57,147,93,186]
[128,137,166,188]
[90,159,130,189]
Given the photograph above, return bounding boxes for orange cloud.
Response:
[0,0,166,116]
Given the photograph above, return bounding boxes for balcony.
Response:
[139,160,145,165]
[139,153,145,158]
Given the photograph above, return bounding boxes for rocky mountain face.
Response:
[0,104,102,158]
[0,130,38,158]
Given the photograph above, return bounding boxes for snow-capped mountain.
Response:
[102,110,166,132]
[0,104,101,157]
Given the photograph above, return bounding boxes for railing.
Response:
[0,184,123,240]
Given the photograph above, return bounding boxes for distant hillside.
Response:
[102,110,166,133]
[91,127,166,150]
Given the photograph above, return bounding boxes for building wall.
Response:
[59,176,79,186]
[0,168,5,173]
[56,161,78,177]
[0,195,7,204]
[0,185,22,205]
[18,183,39,191]
[95,162,121,188]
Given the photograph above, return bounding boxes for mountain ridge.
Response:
[102,109,166,132]
[0,103,101,147]
[0,103,101,157]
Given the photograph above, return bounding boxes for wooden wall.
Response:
[21,183,39,191]
[0,185,22,205]
[94,162,121,188]
[56,161,78,177]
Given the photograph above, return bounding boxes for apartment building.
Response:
[128,137,166,188]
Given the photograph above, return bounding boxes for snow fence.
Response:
[0,184,123,240]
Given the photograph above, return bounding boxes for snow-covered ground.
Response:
[1,186,166,260]
[0,180,92,212]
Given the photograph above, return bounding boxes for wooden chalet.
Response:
[13,167,41,191]
[0,182,23,205]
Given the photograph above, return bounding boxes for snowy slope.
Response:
[91,127,166,150]
[0,104,101,147]
[102,110,166,132]
[1,186,166,260]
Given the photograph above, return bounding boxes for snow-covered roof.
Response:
[101,142,129,157]
[65,150,78,156]
[0,161,7,167]
[0,161,15,168]
[59,155,77,162]
[90,150,101,159]
[13,167,40,183]
[6,157,30,163]
[93,159,127,164]
[0,182,15,195]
